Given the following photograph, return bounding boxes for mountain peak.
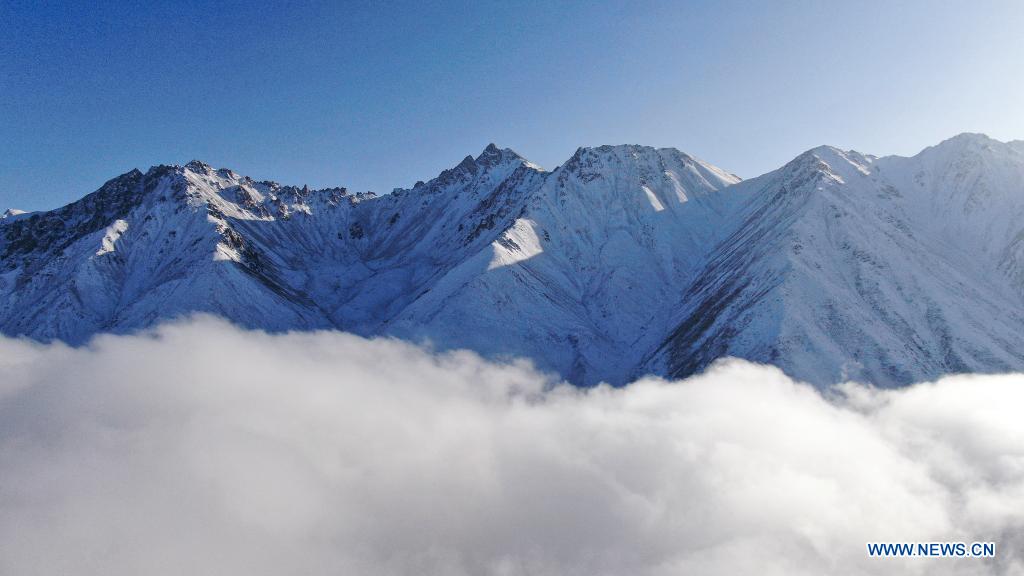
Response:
[563,144,656,165]
[562,144,711,175]
[185,159,213,173]
[912,132,1020,166]
[397,145,539,196]
[784,145,874,181]
[568,144,703,164]
[923,132,1007,156]
[584,143,654,155]
[453,144,531,175]
[474,143,527,167]
[942,132,997,145]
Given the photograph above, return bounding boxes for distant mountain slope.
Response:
[644,134,1024,386]
[3,134,1024,386]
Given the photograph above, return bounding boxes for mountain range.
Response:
[3,133,1024,386]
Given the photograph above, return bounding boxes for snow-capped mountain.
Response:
[387,145,742,384]
[3,134,1024,386]
[645,134,1024,386]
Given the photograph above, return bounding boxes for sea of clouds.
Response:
[0,317,1022,575]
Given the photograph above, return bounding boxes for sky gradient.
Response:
[2,0,1023,211]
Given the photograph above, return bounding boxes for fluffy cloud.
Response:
[0,317,1021,575]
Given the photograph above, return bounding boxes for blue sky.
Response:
[2,0,1023,211]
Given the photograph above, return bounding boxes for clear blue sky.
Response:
[2,0,1023,211]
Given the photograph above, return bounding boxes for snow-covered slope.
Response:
[388,145,741,384]
[0,145,541,344]
[3,134,1024,387]
[0,164,332,341]
[645,134,1024,386]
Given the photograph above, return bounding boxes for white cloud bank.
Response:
[0,317,1022,575]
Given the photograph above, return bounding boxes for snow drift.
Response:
[0,318,1021,575]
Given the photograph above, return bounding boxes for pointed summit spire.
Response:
[475,143,526,167]
[456,154,477,171]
